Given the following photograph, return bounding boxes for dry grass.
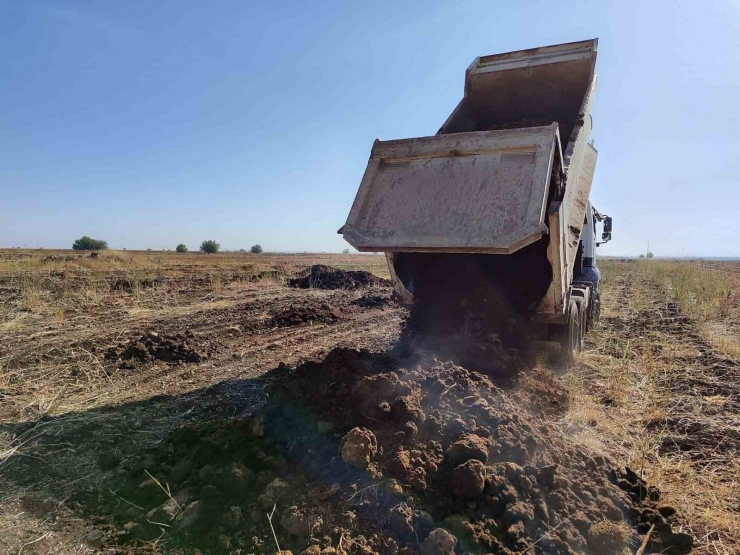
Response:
[645,261,734,318]
[565,260,740,554]
[640,260,740,358]
[0,249,390,276]
[0,249,389,421]
[699,321,740,358]
[588,519,633,554]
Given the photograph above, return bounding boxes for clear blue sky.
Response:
[1,0,738,256]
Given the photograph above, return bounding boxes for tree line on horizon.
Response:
[71,236,263,254]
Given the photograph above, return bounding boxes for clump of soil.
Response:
[289,265,389,290]
[353,295,393,309]
[611,467,693,553]
[271,303,343,327]
[104,331,217,366]
[78,348,691,554]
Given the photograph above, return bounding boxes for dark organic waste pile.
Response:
[271,303,343,327]
[87,349,692,555]
[289,265,390,290]
[104,331,218,367]
[353,295,393,309]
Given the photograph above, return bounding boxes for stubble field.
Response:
[0,250,737,555]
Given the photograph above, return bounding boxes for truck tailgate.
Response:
[342,124,560,254]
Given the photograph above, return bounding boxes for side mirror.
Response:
[602,216,612,242]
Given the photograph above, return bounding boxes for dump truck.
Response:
[340,39,613,363]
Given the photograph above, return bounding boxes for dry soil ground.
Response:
[0,251,737,555]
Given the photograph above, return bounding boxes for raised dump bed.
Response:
[342,124,561,255]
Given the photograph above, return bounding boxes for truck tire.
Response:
[557,300,581,366]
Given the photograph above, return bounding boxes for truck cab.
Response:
[573,201,612,324]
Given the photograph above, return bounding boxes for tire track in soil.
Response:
[0,284,403,418]
[111,305,406,401]
[593,265,740,552]
[603,272,739,466]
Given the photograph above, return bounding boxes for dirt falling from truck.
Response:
[394,239,553,376]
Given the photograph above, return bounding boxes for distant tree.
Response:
[250,244,263,254]
[176,244,188,253]
[238,248,246,253]
[200,240,221,254]
[72,236,108,251]
[646,251,654,259]
[639,254,645,259]
[342,248,350,254]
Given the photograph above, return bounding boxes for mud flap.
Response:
[556,299,581,366]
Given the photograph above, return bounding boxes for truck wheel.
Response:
[557,300,581,366]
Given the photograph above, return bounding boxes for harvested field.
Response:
[0,251,737,554]
[0,250,396,419]
[564,260,740,554]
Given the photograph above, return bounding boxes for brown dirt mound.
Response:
[81,348,691,554]
[289,265,389,290]
[264,349,691,554]
[271,303,343,327]
[104,331,217,366]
